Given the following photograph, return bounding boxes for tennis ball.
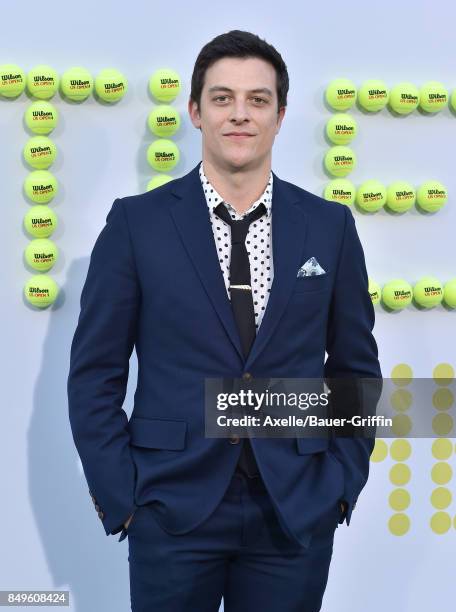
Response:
[388,82,420,115]
[413,276,443,308]
[149,68,181,102]
[148,105,181,137]
[24,100,58,135]
[416,181,448,212]
[358,80,389,112]
[368,278,382,305]
[356,180,387,212]
[323,179,356,205]
[147,139,180,172]
[61,66,93,101]
[386,181,416,213]
[443,278,456,308]
[24,238,58,272]
[23,136,57,169]
[24,274,59,308]
[147,174,174,190]
[324,145,356,177]
[95,68,127,102]
[26,65,59,99]
[0,64,26,97]
[382,279,413,310]
[451,89,456,112]
[325,113,357,145]
[24,170,58,204]
[325,78,357,111]
[419,81,448,112]
[23,205,58,238]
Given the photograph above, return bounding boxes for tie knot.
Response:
[213,202,267,242]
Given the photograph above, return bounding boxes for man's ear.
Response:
[188,97,202,130]
[276,106,286,134]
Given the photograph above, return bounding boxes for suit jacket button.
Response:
[98,511,104,519]
[95,504,100,512]
[242,372,253,381]
[229,435,240,444]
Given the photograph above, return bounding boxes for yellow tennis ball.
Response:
[324,145,356,177]
[368,278,382,305]
[23,136,57,169]
[443,278,456,308]
[382,279,413,310]
[0,64,26,97]
[419,81,448,112]
[356,180,387,212]
[24,170,58,204]
[61,66,93,101]
[416,181,448,212]
[24,274,59,308]
[386,181,416,213]
[24,100,58,135]
[388,82,420,115]
[147,174,174,190]
[147,139,180,172]
[450,89,456,112]
[358,79,389,112]
[147,105,181,137]
[27,65,59,99]
[149,68,181,102]
[24,238,59,272]
[413,276,443,308]
[23,205,58,238]
[325,113,357,145]
[95,68,127,102]
[323,179,356,205]
[325,78,357,111]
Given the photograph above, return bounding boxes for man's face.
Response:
[188,56,286,171]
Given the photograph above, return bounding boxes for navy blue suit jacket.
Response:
[67,161,382,548]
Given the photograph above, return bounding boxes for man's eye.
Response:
[253,97,267,104]
[214,96,228,102]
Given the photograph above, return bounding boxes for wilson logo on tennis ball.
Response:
[2,73,23,83]
[334,155,353,164]
[32,75,55,85]
[361,192,383,200]
[102,82,125,92]
[153,151,176,160]
[159,78,179,88]
[423,286,443,295]
[156,115,177,126]
[426,189,446,198]
[32,110,54,119]
[429,93,447,101]
[334,124,354,134]
[30,145,52,155]
[394,190,414,199]
[336,88,355,97]
[33,184,53,194]
[69,79,91,88]
[331,189,352,199]
[31,216,53,227]
[28,286,51,296]
[400,93,418,103]
[30,251,54,263]
[366,88,387,98]
[394,290,412,299]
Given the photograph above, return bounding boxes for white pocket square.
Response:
[297,257,326,277]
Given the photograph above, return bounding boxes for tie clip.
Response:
[230,285,252,291]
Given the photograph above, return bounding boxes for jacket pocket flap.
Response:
[296,437,329,454]
[128,416,187,450]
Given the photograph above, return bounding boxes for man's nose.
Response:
[229,99,250,123]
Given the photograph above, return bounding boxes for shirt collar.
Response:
[198,161,273,219]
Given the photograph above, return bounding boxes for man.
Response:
[68,30,381,611]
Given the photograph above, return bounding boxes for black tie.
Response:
[214,201,267,478]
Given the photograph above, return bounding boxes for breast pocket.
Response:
[293,272,332,294]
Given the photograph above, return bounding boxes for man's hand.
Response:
[124,512,135,530]
[340,501,346,514]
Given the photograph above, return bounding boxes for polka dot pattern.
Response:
[199,162,274,330]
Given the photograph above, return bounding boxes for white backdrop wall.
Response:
[1,1,455,610]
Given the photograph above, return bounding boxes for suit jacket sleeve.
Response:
[324,204,383,526]
[67,197,139,536]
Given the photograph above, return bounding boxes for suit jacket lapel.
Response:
[169,163,245,362]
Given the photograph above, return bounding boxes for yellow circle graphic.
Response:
[432,363,455,386]
[370,439,388,462]
[392,414,412,436]
[390,389,413,412]
[430,512,451,534]
[390,463,411,486]
[432,438,453,460]
[390,439,412,461]
[430,487,452,509]
[388,513,410,535]
[389,488,410,511]
[432,388,454,411]
[431,462,453,485]
[432,414,454,436]
[391,364,413,386]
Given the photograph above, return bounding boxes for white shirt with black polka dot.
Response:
[199,161,274,331]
